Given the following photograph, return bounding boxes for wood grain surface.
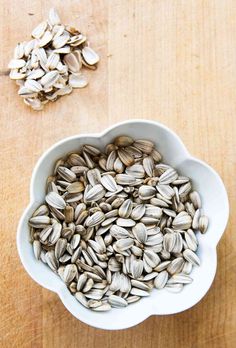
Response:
[0,1,236,347]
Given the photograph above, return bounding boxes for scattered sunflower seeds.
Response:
[29,136,209,312]
[9,8,99,110]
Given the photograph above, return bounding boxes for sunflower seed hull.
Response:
[9,8,98,110]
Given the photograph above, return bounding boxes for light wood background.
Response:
[0,1,236,347]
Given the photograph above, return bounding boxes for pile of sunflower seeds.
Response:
[29,136,209,311]
[8,8,99,110]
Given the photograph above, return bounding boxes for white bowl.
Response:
[17,120,229,330]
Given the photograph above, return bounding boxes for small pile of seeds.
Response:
[8,8,99,110]
[29,136,209,311]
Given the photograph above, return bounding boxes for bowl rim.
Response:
[17,119,229,330]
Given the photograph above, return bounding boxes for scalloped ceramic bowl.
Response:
[17,120,229,330]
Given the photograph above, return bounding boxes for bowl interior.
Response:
[18,121,229,330]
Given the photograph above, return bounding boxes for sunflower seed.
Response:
[183,249,200,266]
[39,226,53,243]
[85,211,105,227]
[91,303,111,311]
[63,264,77,283]
[9,70,26,80]
[32,205,49,217]
[159,168,178,185]
[185,202,196,218]
[126,295,141,304]
[108,295,128,308]
[101,174,118,192]
[145,205,162,219]
[143,156,154,176]
[166,283,183,293]
[33,240,41,260]
[69,234,80,250]
[8,59,26,69]
[172,212,192,230]
[55,238,67,259]
[118,149,135,167]
[118,199,133,218]
[105,209,118,219]
[29,216,51,228]
[109,225,130,239]
[179,182,192,199]
[199,215,209,234]
[87,240,103,254]
[115,238,134,251]
[163,233,175,252]
[48,222,62,244]
[68,154,86,166]
[76,273,88,291]
[25,79,43,93]
[75,292,88,307]
[45,192,66,210]
[139,185,156,200]
[114,157,125,173]
[49,7,61,25]
[59,253,71,263]
[125,164,145,178]
[64,206,74,223]
[116,218,136,227]
[192,209,201,229]
[131,259,144,278]
[185,229,198,251]
[182,261,193,274]
[58,166,76,182]
[150,197,169,208]
[83,151,95,169]
[116,174,136,185]
[151,148,162,162]
[82,278,94,293]
[38,30,53,47]
[114,136,134,147]
[189,191,202,209]
[84,184,106,202]
[131,280,150,291]
[156,184,175,199]
[14,42,25,59]
[52,30,70,48]
[154,261,171,272]
[18,86,36,97]
[141,272,157,281]
[130,288,150,297]
[154,271,168,289]
[132,223,147,243]
[133,139,154,154]
[168,273,193,284]
[145,234,163,246]
[130,204,145,220]
[45,250,58,271]
[84,289,105,300]
[167,257,184,275]
[144,249,160,268]
[67,183,84,195]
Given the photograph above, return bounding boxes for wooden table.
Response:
[1,1,235,347]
